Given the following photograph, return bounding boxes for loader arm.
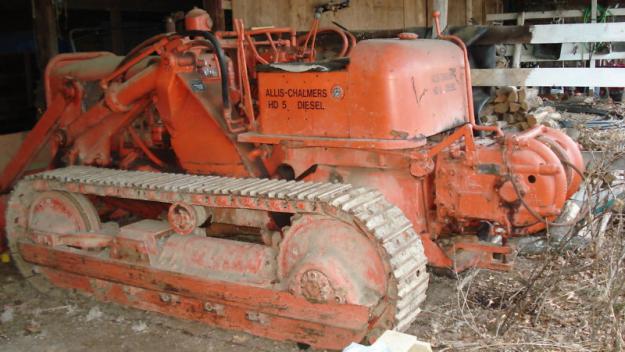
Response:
[0,94,68,194]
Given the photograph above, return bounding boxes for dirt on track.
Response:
[0,263,304,352]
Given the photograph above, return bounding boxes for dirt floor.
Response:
[0,248,615,352]
[0,262,304,352]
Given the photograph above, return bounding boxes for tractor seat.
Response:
[256,57,349,73]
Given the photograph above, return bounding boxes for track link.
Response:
[8,166,428,336]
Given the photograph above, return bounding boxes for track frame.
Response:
[7,166,429,349]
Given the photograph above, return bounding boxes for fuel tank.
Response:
[257,38,468,140]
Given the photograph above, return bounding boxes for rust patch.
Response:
[390,130,410,139]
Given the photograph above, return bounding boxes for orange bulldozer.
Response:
[0,7,583,350]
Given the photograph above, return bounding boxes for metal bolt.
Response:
[200,66,218,77]
[203,302,224,316]
[203,302,215,312]
[160,293,171,303]
[246,311,269,325]
[331,85,344,99]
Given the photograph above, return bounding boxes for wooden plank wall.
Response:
[232,0,491,31]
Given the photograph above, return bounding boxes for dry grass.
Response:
[412,125,625,351]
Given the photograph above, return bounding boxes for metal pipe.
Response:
[433,11,476,126]
[114,65,159,108]
[103,64,159,113]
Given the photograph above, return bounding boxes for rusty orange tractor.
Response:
[0,8,583,350]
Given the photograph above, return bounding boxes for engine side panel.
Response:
[258,72,350,137]
[256,39,468,140]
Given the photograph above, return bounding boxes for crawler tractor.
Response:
[0,8,583,349]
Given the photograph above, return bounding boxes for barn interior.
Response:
[1,1,625,351]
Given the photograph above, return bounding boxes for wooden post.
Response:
[487,8,625,21]
[589,0,597,94]
[512,12,525,68]
[433,0,448,37]
[110,7,124,55]
[203,0,225,31]
[465,0,473,25]
[32,0,58,71]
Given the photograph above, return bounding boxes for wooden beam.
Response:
[589,0,598,93]
[33,0,58,71]
[65,0,197,12]
[475,22,625,45]
[465,0,473,25]
[471,68,625,87]
[530,22,625,44]
[512,12,524,68]
[504,43,625,62]
[473,25,530,45]
[487,8,625,21]
[203,0,225,31]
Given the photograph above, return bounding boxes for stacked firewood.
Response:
[479,87,561,131]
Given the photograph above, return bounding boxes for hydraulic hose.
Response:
[180,30,231,114]
[116,33,178,69]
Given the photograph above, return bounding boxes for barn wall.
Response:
[232,0,492,31]
[232,0,427,31]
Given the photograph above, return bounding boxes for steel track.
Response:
[8,166,428,332]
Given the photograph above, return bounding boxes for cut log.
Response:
[520,101,529,111]
[518,88,526,102]
[494,94,507,103]
[519,87,538,102]
[496,86,515,96]
[494,102,509,114]
[506,88,519,103]
[504,113,517,123]
[509,102,521,112]
[495,86,516,103]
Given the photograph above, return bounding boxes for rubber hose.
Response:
[180,30,231,112]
